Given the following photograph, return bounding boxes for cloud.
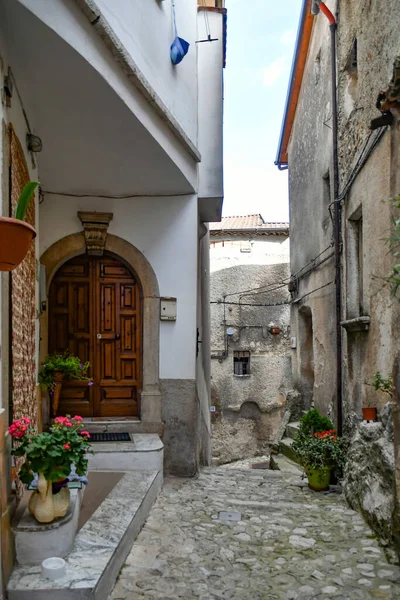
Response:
[263,56,287,87]
[280,29,296,47]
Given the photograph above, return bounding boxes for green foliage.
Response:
[14,181,39,221]
[38,352,90,391]
[298,408,334,438]
[364,371,393,401]
[387,195,400,301]
[292,430,347,476]
[10,416,91,484]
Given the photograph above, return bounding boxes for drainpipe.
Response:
[311,1,343,435]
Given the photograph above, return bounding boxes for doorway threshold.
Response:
[80,419,164,436]
[84,417,140,422]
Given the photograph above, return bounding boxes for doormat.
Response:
[90,432,131,443]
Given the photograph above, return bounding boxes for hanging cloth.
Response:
[170,1,189,65]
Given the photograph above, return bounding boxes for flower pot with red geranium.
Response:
[292,409,347,492]
[9,415,91,523]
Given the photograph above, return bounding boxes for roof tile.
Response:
[209,214,289,231]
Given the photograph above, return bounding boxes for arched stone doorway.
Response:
[49,252,142,418]
[40,232,162,430]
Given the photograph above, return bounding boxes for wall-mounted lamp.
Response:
[27,133,43,153]
[4,67,13,99]
[269,326,281,336]
[288,278,297,293]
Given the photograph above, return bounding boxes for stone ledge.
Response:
[13,489,84,565]
[341,316,371,332]
[7,470,162,600]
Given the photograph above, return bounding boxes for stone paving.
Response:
[109,466,400,600]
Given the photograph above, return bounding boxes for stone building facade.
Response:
[209,215,291,464]
[276,0,400,556]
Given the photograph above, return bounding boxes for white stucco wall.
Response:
[197,10,224,201]
[210,237,290,272]
[39,195,198,380]
[95,0,198,145]
[15,0,197,190]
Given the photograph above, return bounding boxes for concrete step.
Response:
[88,433,163,472]
[279,437,301,464]
[285,422,300,440]
[8,470,162,600]
[270,454,304,475]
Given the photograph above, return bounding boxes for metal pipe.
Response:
[318,3,343,435]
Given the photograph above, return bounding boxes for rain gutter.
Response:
[274,0,314,169]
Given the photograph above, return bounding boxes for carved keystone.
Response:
[78,211,113,256]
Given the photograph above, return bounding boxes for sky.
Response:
[222,0,302,221]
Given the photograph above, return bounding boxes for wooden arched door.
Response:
[49,253,141,418]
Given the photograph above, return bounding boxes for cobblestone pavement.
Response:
[218,456,271,470]
[109,467,400,600]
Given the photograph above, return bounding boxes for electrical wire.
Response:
[239,282,288,302]
[291,280,334,304]
[223,278,291,299]
[211,299,290,308]
[338,126,388,203]
[292,244,334,279]
[41,190,190,199]
[201,0,212,39]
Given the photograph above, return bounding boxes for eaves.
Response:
[275,0,314,169]
[74,0,201,163]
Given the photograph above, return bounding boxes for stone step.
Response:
[270,454,304,475]
[88,433,163,472]
[285,421,300,440]
[279,437,301,464]
[8,470,162,600]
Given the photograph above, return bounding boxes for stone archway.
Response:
[40,231,162,429]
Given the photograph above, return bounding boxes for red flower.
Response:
[63,443,71,450]
[73,415,83,422]
[8,420,29,439]
[54,416,72,427]
[80,431,91,438]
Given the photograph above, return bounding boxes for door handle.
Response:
[97,333,120,340]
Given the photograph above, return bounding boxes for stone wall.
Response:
[210,247,291,464]
[343,404,399,563]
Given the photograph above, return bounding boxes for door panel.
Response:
[48,254,141,417]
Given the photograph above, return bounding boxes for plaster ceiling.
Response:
[0,0,195,196]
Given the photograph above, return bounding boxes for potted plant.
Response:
[0,181,39,271]
[9,415,90,523]
[292,409,347,492]
[363,371,393,422]
[38,352,92,417]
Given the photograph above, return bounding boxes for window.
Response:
[239,241,251,253]
[233,351,250,375]
[347,208,364,318]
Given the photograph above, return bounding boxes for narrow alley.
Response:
[109,466,400,600]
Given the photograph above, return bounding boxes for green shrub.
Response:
[298,408,334,438]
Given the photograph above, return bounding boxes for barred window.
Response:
[233,351,250,376]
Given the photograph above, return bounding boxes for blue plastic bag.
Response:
[170,36,190,65]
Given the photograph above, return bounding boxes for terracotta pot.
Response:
[362,407,377,422]
[52,372,65,417]
[305,466,331,492]
[0,217,36,271]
